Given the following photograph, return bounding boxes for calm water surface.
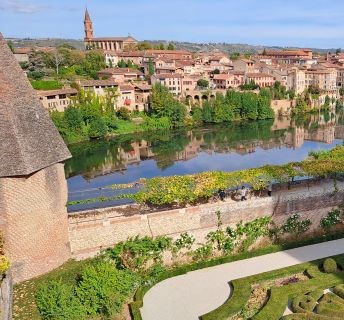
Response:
[67,113,344,212]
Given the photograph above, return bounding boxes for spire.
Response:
[84,7,91,22]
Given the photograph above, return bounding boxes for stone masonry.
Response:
[69,180,344,260]
[0,164,71,283]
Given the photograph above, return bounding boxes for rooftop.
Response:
[0,33,71,177]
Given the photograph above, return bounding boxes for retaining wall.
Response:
[68,180,344,260]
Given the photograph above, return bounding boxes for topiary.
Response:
[323,258,337,273]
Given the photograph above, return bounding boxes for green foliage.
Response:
[88,117,108,138]
[64,107,83,130]
[151,83,187,127]
[30,80,62,90]
[75,262,138,317]
[7,40,14,53]
[148,58,155,76]
[116,107,131,120]
[280,214,312,235]
[320,209,342,230]
[167,43,175,50]
[28,71,44,80]
[323,258,337,273]
[36,281,86,320]
[105,236,173,272]
[240,79,259,90]
[197,79,209,89]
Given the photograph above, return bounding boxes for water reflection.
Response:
[66,111,344,211]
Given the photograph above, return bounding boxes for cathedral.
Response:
[83,8,138,51]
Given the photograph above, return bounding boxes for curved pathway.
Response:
[141,238,344,320]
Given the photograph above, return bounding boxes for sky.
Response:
[0,0,344,48]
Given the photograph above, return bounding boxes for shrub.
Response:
[292,295,309,313]
[0,255,10,274]
[88,118,108,138]
[320,209,342,230]
[323,258,337,273]
[36,280,86,320]
[27,71,44,80]
[75,261,139,317]
[281,214,312,235]
[116,107,131,120]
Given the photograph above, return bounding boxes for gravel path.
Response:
[141,238,344,320]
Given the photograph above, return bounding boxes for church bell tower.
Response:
[84,8,93,41]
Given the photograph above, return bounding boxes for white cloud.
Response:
[0,0,49,14]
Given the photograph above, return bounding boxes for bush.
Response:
[75,261,138,317]
[28,70,44,80]
[116,107,131,120]
[88,118,108,138]
[0,255,10,274]
[320,209,342,230]
[36,281,86,320]
[323,258,337,273]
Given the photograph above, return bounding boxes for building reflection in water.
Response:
[65,112,344,181]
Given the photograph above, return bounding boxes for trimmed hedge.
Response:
[131,232,344,320]
[333,284,344,299]
[323,258,337,273]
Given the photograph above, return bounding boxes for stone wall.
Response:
[69,180,344,260]
[0,164,71,283]
[0,272,12,320]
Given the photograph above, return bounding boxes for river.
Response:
[66,112,344,212]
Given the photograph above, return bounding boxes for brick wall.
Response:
[69,180,344,260]
[0,164,71,283]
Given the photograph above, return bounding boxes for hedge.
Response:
[131,231,344,320]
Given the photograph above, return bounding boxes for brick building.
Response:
[0,33,71,283]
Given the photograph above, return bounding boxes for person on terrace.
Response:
[240,186,247,201]
[218,188,225,201]
[268,182,273,197]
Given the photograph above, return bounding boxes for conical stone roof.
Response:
[0,33,71,177]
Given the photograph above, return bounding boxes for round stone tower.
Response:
[0,33,72,283]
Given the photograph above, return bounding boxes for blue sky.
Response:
[0,0,343,48]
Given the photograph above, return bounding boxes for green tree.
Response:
[64,106,83,130]
[167,43,175,50]
[159,43,165,50]
[197,79,209,89]
[116,107,131,120]
[148,58,155,76]
[89,118,108,138]
[117,59,127,68]
[137,41,153,50]
[202,101,213,123]
[150,83,187,127]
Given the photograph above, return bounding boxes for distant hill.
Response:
[6,37,335,54]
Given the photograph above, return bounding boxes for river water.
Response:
[66,113,344,212]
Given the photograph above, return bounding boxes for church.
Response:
[83,8,138,51]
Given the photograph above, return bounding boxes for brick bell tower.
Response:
[84,8,94,41]
[0,33,72,283]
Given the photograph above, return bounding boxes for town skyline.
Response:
[1,0,344,48]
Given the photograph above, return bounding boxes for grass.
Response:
[30,80,63,90]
